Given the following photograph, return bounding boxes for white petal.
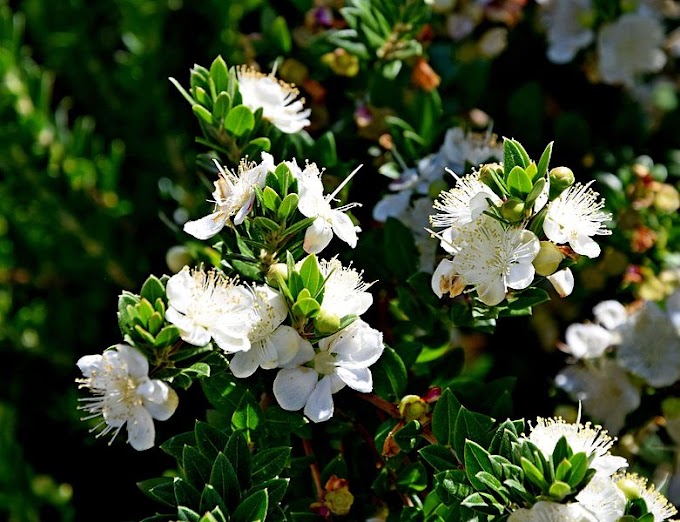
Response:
[165,268,194,313]
[507,261,535,290]
[330,211,359,248]
[431,258,457,298]
[336,366,373,392]
[229,349,260,378]
[547,268,575,297]
[592,300,628,330]
[283,338,316,367]
[572,234,601,258]
[77,354,102,377]
[476,277,506,306]
[330,321,384,369]
[273,367,318,411]
[233,194,255,225]
[304,376,334,423]
[165,308,212,347]
[564,322,612,359]
[183,212,227,240]
[372,191,411,222]
[266,326,307,368]
[303,218,334,254]
[126,406,156,451]
[116,344,149,379]
[543,217,569,244]
[141,381,179,421]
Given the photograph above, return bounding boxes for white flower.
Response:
[293,161,362,254]
[165,266,254,353]
[508,500,598,522]
[523,417,627,477]
[592,300,628,331]
[536,0,595,64]
[614,300,680,387]
[183,152,275,239]
[431,258,466,299]
[76,344,178,451]
[236,66,311,134]
[560,322,613,359]
[230,285,311,378]
[372,190,411,223]
[429,171,502,236]
[547,267,574,298]
[543,180,612,258]
[439,127,503,171]
[317,257,374,318]
[444,214,540,306]
[273,319,384,423]
[615,473,678,521]
[575,475,626,522]
[597,13,667,88]
[555,359,641,434]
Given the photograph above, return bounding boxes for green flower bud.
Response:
[549,166,575,199]
[266,263,288,288]
[616,477,641,501]
[479,163,503,191]
[314,310,341,335]
[533,241,564,276]
[165,245,193,274]
[398,394,430,424]
[501,197,525,223]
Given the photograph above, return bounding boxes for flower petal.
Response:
[330,210,359,248]
[303,218,334,254]
[126,405,156,451]
[77,354,102,377]
[304,376,334,423]
[476,277,506,306]
[165,308,212,347]
[183,212,227,240]
[336,366,373,393]
[140,381,179,421]
[230,349,260,378]
[116,344,149,380]
[273,367,318,411]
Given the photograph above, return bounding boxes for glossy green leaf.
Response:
[419,444,459,472]
[232,489,268,522]
[224,105,255,136]
[193,104,213,125]
[431,389,461,450]
[371,345,408,402]
[251,447,291,484]
[138,477,175,507]
[226,432,252,491]
[277,193,298,222]
[537,141,554,178]
[231,391,262,433]
[209,55,229,94]
[174,477,201,509]
[183,445,212,487]
[507,165,533,197]
[195,421,229,461]
[210,452,240,510]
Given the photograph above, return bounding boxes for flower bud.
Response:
[266,263,288,287]
[323,476,354,516]
[165,245,193,273]
[479,163,503,191]
[398,394,431,424]
[411,57,441,92]
[548,166,575,199]
[616,477,641,501]
[501,197,525,222]
[533,241,564,276]
[314,310,341,335]
[321,48,360,77]
[654,183,680,213]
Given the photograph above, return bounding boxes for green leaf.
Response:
[251,447,291,484]
[174,477,201,509]
[137,298,155,324]
[252,216,279,233]
[565,452,588,488]
[292,297,320,319]
[195,421,229,461]
[232,391,262,433]
[183,445,213,487]
[537,141,554,178]
[277,193,298,222]
[232,489,268,522]
[269,16,292,53]
[453,407,495,462]
[249,478,289,511]
[177,506,201,522]
[503,138,531,175]
[154,325,181,348]
[170,76,197,105]
[520,457,550,492]
[311,131,337,166]
[431,389,461,450]
[384,218,418,280]
[202,373,248,419]
[224,105,255,137]
[464,440,498,491]
[226,432,252,490]
[475,471,507,500]
[298,254,323,296]
[393,420,422,452]
[138,477,175,507]
[210,55,230,94]
[395,462,428,493]
[434,469,474,503]
[212,92,232,121]
[193,104,213,125]
[140,275,166,304]
[148,312,163,336]
[262,187,281,212]
[371,345,408,402]
[161,431,195,461]
[461,491,504,515]
[506,165,533,198]
[210,452,241,510]
[243,137,272,158]
[548,480,571,500]
[419,444,459,472]
[200,484,229,517]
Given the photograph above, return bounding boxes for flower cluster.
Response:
[535,0,674,90]
[507,417,678,521]
[555,288,680,434]
[429,138,612,306]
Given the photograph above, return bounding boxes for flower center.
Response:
[312,351,337,375]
